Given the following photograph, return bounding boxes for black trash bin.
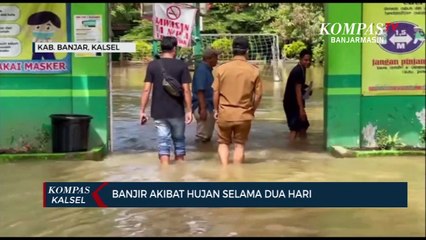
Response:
[50,114,93,153]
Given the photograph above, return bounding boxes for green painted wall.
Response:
[361,96,425,147]
[325,3,425,149]
[0,3,109,151]
[324,3,362,148]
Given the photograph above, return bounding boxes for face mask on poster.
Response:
[33,31,54,40]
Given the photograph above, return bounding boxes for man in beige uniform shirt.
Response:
[212,36,263,165]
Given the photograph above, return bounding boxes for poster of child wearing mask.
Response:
[27,11,61,60]
[0,4,71,74]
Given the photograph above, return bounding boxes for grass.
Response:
[0,146,106,163]
[331,145,425,158]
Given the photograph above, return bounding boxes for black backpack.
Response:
[158,59,183,98]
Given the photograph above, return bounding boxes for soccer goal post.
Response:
[200,33,283,82]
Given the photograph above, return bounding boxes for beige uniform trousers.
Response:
[194,107,216,141]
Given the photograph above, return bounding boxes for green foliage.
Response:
[121,19,153,41]
[283,40,307,59]
[178,47,193,58]
[202,3,279,34]
[111,3,141,25]
[375,129,405,150]
[211,38,233,58]
[113,3,326,66]
[133,40,153,61]
[420,129,426,145]
[375,129,388,149]
[266,3,324,46]
[312,43,324,65]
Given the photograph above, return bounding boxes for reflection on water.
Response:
[0,64,424,237]
[0,155,424,237]
[111,63,323,122]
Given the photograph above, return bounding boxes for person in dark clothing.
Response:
[140,36,193,165]
[192,48,220,142]
[283,49,312,141]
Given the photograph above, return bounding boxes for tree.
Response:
[121,19,153,41]
[202,3,279,34]
[110,3,141,27]
[265,3,325,46]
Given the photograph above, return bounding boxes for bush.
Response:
[178,47,193,58]
[420,129,425,145]
[120,19,153,41]
[211,38,233,59]
[312,43,324,65]
[267,3,325,47]
[133,40,153,61]
[177,47,194,65]
[283,40,306,59]
[375,129,405,150]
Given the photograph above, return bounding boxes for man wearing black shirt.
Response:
[283,49,312,141]
[140,37,193,165]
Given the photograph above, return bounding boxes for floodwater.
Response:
[0,63,424,237]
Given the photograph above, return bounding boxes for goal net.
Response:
[200,33,283,81]
[117,33,284,81]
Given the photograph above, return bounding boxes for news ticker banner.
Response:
[44,182,407,208]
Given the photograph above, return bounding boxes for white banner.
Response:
[152,3,197,47]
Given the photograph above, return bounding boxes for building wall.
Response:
[324,3,425,149]
[0,3,109,151]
